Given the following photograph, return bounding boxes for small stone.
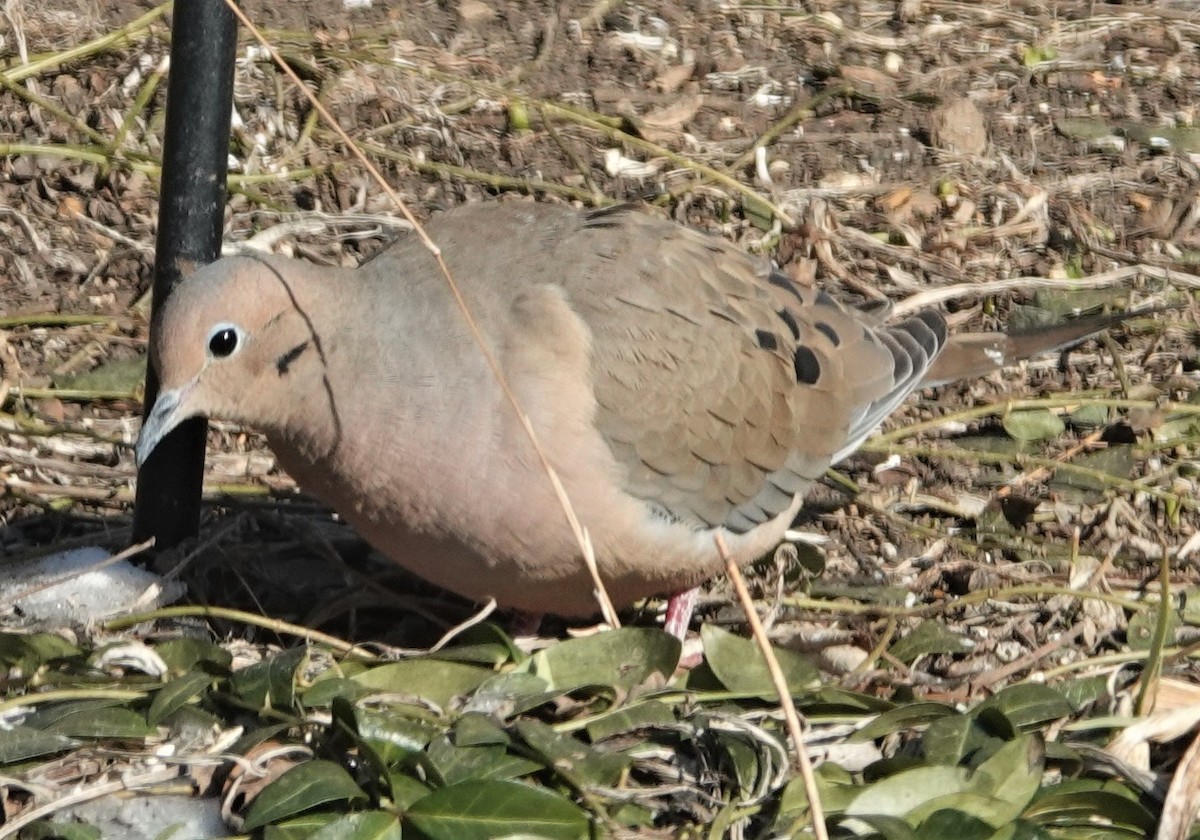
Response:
[458,0,496,25]
[929,97,988,155]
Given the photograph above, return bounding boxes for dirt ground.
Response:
[2,0,1199,665]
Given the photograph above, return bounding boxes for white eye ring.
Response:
[206,322,244,359]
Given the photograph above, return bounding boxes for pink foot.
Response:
[663,587,698,640]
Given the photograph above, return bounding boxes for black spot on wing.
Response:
[755,329,779,351]
[815,321,840,346]
[276,340,310,376]
[777,308,801,340]
[793,345,821,384]
[766,271,805,303]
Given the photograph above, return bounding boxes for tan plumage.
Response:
[136,201,1116,617]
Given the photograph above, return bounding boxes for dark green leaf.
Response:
[674,659,723,691]
[388,772,431,810]
[1002,410,1065,442]
[610,802,656,828]
[777,763,859,825]
[1124,124,1200,154]
[453,713,510,748]
[265,812,338,839]
[463,672,554,718]
[514,718,628,786]
[242,760,368,831]
[428,623,523,667]
[923,715,1002,766]
[153,637,232,674]
[352,705,441,766]
[0,632,80,667]
[0,726,77,764]
[1042,740,1083,775]
[701,625,819,698]
[1055,675,1109,710]
[853,702,957,742]
[44,707,157,739]
[807,686,895,714]
[352,659,491,708]
[1127,607,1180,650]
[309,810,403,840]
[830,813,920,839]
[1153,414,1200,444]
[404,779,588,840]
[426,734,541,784]
[1050,446,1134,495]
[525,627,679,693]
[885,747,1036,828]
[585,699,676,742]
[160,703,223,734]
[991,821,1053,840]
[916,808,1001,839]
[844,765,971,818]
[888,621,973,665]
[1067,403,1109,429]
[19,820,101,840]
[1023,789,1155,831]
[301,677,374,708]
[148,669,213,725]
[968,734,1043,813]
[25,699,128,729]
[53,354,145,391]
[719,730,763,794]
[228,646,308,710]
[975,685,1073,731]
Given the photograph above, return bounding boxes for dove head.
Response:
[136,254,329,467]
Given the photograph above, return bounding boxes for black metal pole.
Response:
[132,0,238,547]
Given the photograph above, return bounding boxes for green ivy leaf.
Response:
[524,627,680,693]
[404,779,588,840]
[148,669,213,725]
[242,760,368,831]
[701,624,819,698]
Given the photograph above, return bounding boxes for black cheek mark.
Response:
[816,290,837,308]
[793,345,821,384]
[777,308,800,340]
[276,340,310,376]
[815,321,840,346]
[755,329,779,351]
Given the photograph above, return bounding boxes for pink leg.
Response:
[663,587,698,640]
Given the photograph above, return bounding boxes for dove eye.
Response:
[206,323,243,359]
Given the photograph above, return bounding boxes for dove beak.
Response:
[135,381,197,468]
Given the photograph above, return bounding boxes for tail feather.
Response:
[921,309,1154,387]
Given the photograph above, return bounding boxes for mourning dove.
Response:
[136,202,1131,625]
